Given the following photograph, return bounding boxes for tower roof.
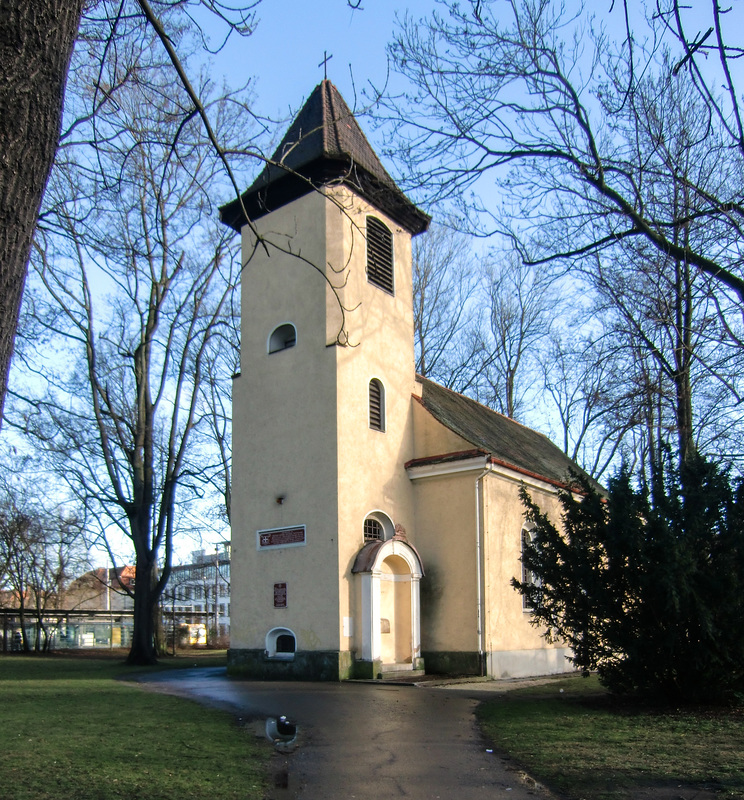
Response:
[219,80,430,235]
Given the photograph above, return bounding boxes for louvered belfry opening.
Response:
[369,378,385,431]
[366,217,394,294]
[364,518,383,542]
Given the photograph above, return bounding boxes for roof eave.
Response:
[219,159,430,236]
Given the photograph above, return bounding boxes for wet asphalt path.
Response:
[134,668,554,800]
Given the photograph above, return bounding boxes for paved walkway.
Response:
[134,668,559,800]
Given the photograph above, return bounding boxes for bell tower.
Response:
[221,81,429,680]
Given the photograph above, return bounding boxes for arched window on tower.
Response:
[268,323,297,354]
[366,217,394,294]
[369,378,385,432]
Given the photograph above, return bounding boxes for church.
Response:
[220,80,586,681]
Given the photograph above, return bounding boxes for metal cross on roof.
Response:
[318,51,333,80]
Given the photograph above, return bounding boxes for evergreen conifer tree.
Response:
[514,456,744,702]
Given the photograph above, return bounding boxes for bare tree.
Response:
[412,223,481,388]
[386,0,744,470]
[385,0,744,303]
[0,0,260,427]
[9,28,250,663]
[0,1,85,428]
[659,0,744,158]
[577,65,744,472]
[538,334,635,481]
[0,479,88,651]
[477,253,556,419]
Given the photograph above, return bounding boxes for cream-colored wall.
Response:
[231,191,342,653]
[233,186,422,660]
[409,403,570,669]
[410,471,480,653]
[324,188,419,659]
[411,393,472,458]
[480,471,566,658]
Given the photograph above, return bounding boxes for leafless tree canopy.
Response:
[385,0,744,302]
[0,0,259,427]
[0,477,88,652]
[8,10,255,663]
[385,0,744,478]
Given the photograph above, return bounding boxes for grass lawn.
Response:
[0,653,271,800]
[477,675,744,799]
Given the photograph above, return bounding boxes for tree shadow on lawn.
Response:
[478,679,744,800]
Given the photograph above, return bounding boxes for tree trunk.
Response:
[0,0,84,424]
[126,558,160,665]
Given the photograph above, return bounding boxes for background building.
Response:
[162,545,231,647]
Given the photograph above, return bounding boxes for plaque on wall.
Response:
[257,525,306,550]
[274,583,287,608]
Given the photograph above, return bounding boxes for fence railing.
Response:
[1,609,135,652]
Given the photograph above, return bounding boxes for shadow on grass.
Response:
[0,654,269,800]
[477,676,744,800]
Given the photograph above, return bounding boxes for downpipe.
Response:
[474,460,489,678]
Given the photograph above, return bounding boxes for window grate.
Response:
[364,518,383,542]
[366,217,394,294]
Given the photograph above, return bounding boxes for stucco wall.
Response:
[326,188,418,659]
[411,471,479,654]
[408,406,573,677]
[481,470,568,665]
[411,393,472,458]
[231,186,422,665]
[231,191,341,654]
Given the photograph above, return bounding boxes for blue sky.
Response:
[213,0,434,113]
[207,0,438,163]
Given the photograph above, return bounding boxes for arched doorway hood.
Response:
[351,526,424,577]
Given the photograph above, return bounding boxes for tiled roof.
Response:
[220,80,430,235]
[411,377,602,492]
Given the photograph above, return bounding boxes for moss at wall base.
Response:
[352,659,383,679]
[227,649,354,681]
[422,650,484,676]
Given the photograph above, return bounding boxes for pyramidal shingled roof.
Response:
[412,377,603,492]
[220,80,430,235]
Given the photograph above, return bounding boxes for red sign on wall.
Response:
[274,583,287,608]
[257,525,306,549]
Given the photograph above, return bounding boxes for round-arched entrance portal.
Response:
[351,526,424,674]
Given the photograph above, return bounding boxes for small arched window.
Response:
[366,217,394,294]
[369,379,385,432]
[364,518,383,542]
[268,323,297,354]
[362,511,394,544]
[266,627,296,660]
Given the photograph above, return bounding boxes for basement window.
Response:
[266,627,296,660]
[366,217,394,294]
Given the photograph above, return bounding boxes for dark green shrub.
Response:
[514,455,744,703]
